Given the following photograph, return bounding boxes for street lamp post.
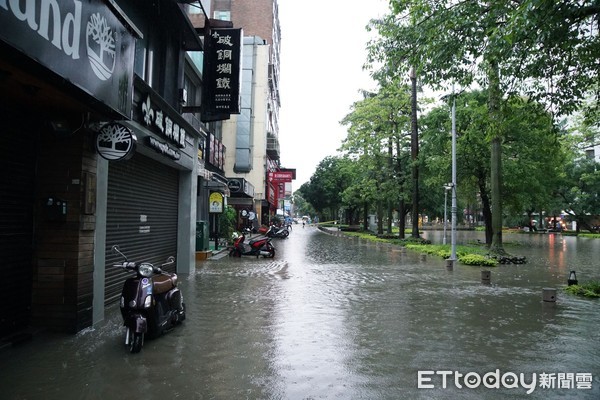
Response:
[449,86,458,264]
[443,184,452,245]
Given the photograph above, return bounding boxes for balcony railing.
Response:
[267,133,280,160]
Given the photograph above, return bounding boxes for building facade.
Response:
[0,0,208,335]
[222,36,271,227]
[209,0,286,228]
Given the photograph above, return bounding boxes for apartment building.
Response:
[209,0,292,228]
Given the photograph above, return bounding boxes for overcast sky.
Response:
[277,0,390,189]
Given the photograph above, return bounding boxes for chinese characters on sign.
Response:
[202,28,243,121]
[268,171,294,183]
[207,133,225,170]
[141,95,187,149]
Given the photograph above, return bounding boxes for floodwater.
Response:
[0,227,598,399]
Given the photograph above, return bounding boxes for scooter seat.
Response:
[153,274,177,294]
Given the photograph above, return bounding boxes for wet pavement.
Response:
[0,226,599,399]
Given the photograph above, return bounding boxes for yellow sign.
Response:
[209,192,224,213]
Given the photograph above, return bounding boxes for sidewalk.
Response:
[203,233,268,262]
[206,239,230,260]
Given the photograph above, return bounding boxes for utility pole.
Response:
[449,87,458,264]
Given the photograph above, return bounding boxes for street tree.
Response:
[558,157,600,232]
[340,83,412,236]
[367,0,599,254]
[420,90,564,244]
[555,117,600,232]
[290,192,315,220]
[297,156,352,222]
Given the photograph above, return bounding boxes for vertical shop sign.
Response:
[202,28,242,121]
[207,133,225,170]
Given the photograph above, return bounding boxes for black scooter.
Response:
[266,224,290,239]
[112,245,185,353]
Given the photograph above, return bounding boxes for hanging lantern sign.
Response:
[95,122,137,161]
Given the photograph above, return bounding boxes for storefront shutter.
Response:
[104,154,179,306]
[0,120,35,336]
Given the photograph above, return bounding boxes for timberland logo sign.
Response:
[86,12,116,81]
[0,0,134,116]
[95,122,137,161]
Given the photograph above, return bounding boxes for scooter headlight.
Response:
[144,295,152,308]
[138,263,154,277]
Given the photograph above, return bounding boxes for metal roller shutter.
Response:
[0,118,35,336]
[104,154,179,306]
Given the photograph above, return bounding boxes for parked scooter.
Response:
[266,224,290,239]
[112,245,185,353]
[229,231,275,258]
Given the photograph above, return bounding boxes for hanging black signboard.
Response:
[201,28,243,122]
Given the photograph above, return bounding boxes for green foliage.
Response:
[297,156,353,221]
[370,0,600,116]
[564,282,600,298]
[557,157,600,231]
[405,242,497,266]
[459,254,497,267]
[405,243,448,258]
[367,0,600,249]
[578,233,600,239]
[291,192,315,219]
[300,1,600,239]
[338,83,415,231]
[419,90,563,243]
[219,206,237,244]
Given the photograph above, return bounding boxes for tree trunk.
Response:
[398,198,406,239]
[487,60,505,254]
[387,201,393,234]
[377,201,384,235]
[410,66,420,238]
[387,136,393,234]
[363,202,369,231]
[480,186,493,245]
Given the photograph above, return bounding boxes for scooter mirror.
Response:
[163,256,175,266]
[112,245,127,261]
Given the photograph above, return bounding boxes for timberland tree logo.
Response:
[86,12,115,81]
[95,122,137,161]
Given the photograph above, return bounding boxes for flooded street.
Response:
[1,227,599,399]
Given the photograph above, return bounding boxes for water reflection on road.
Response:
[0,227,598,399]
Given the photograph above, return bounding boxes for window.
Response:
[585,149,595,159]
[213,10,231,21]
[134,41,146,79]
[187,4,203,14]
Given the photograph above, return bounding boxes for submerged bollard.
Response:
[542,288,557,302]
[567,270,578,286]
[481,270,491,284]
[445,259,454,270]
[420,254,427,261]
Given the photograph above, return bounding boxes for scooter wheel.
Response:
[128,331,144,353]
